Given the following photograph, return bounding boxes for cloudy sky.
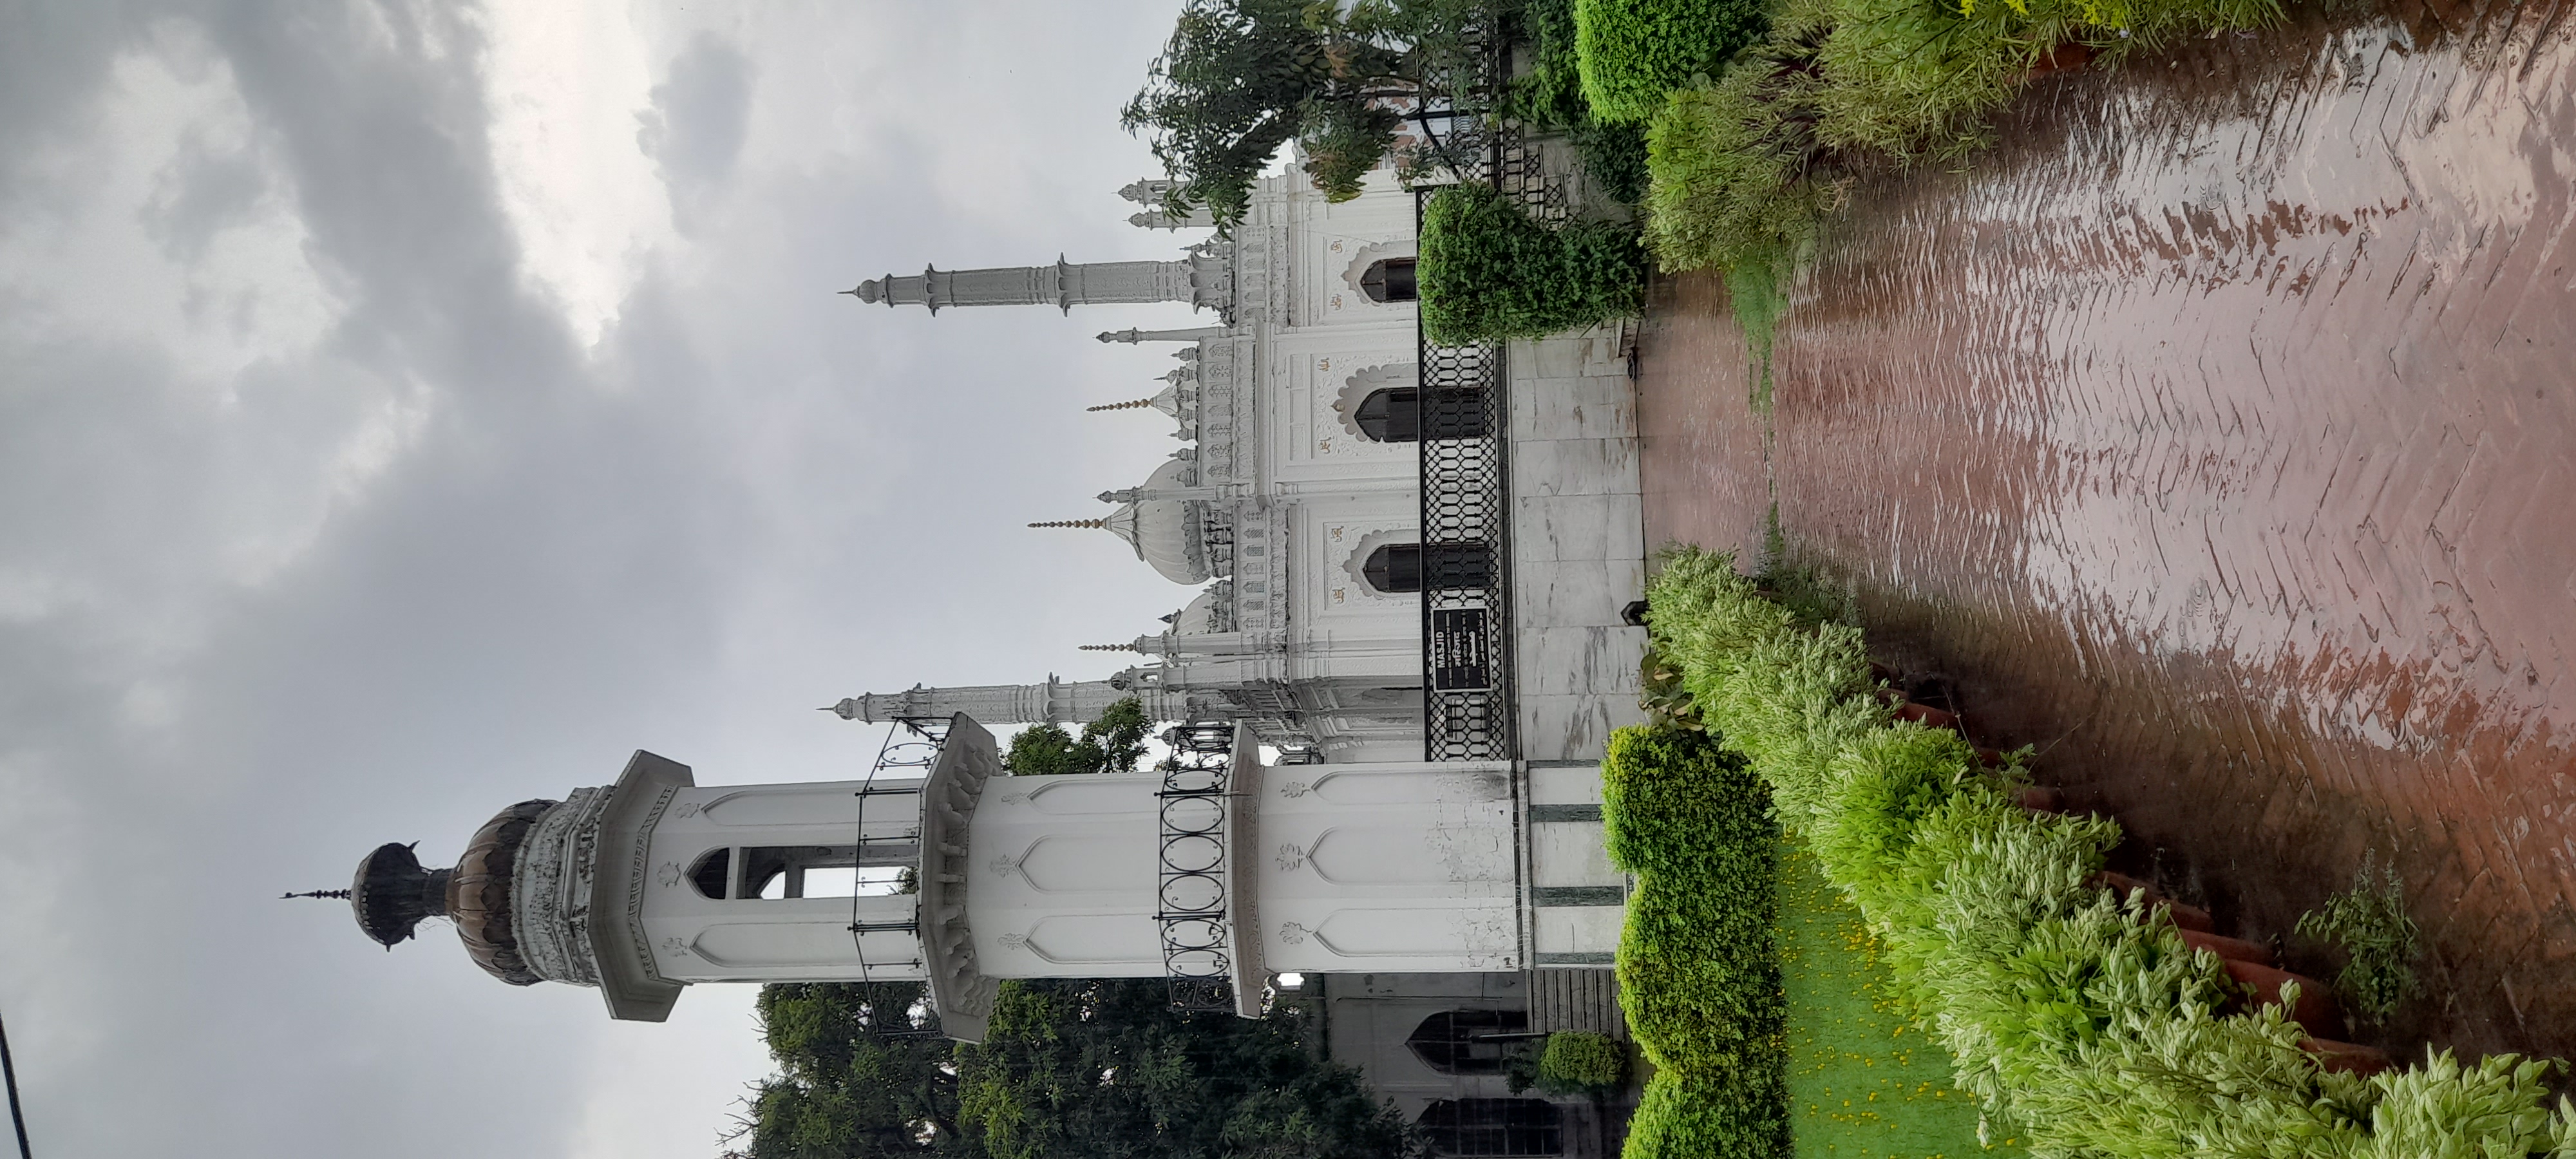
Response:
[0,3,1218,1154]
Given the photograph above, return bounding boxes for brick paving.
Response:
[1636,2,2576,1060]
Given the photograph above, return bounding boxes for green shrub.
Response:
[1418,182,1647,343]
[1536,1032,1629,1091]
[1642,50,1837,279]
[1631,0,2287,294]
[1637,544,2576,1158]
[1625,1066,1790,1159]
[1575,0,1770,124]
[1808,0,2282,165]
[1600,726,1789,1159]
[2295,850,2421,1028]
[1507,0,1591,129]
[1505,0,1653,205]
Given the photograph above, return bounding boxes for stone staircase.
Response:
[1526,968,1627,1039]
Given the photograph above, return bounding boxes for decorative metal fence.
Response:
[1156,722,1238,1012]
[1416,113,1567,764]
[1416,307,1513,763]
[844,715,950,982]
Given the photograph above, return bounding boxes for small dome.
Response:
[446,800,558,986]
[1170,589,1225,634]
[1104,458,1213,586]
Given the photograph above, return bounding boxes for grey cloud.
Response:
[638,32,756,229]
[0,4,1206,1158]
[142,124,271,263]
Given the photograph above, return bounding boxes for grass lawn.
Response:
[1779,845,2025,1158]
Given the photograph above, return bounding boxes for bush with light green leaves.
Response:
[1638,543,2576,1158]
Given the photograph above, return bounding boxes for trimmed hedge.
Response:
[1601,726,1790,1159]
[1641,545,2576,1158]
[1536,1032,1627,1091]
[1418,182,1646,344]
[1575,0,1770,124]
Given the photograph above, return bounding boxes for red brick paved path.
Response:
[1638,3,2576,1061]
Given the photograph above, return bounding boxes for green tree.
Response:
[956,979,1421,1159]
[1000,697,1153,777]
[1123,0,1487,228]
[739,982,975,1159]
[739,978,1419,1159]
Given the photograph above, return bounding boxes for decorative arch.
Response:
[1339,240,1419,299]
[1358,542,1495,595]
[1338,527,1421,602]
[1404,1008,1530,1074]
[1359,258,1419,303]
[688,847,732,900]
[1332,363,1421,438]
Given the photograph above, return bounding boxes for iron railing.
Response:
[1416,121,1557,762]
[1416,304,1513,762]
[1156,722,1238,1012]
[844,715,950,982]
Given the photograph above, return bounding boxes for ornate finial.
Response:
[281,889,353,900]
[1087,398,1157,411]
[1098,329,1139,344]
[1078,643,1144,652]
[1028,519,1108,529]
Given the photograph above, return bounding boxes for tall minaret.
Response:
[831,676,1188,728]
[844,253,1230,315]
[312,721,1526,1039]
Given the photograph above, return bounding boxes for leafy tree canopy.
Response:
[957,980,1421,1159]
[1123,0,1488,228]
[738,982,966,1159]
[1001,697,1152,777]
[735,979,1419,1159]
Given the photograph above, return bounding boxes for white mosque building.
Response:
[323,155,1651,1058]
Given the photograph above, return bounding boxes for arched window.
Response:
[1416,1099,1562,1156]
[688,848,732,900]
[1405,1009,1530,1074]
[1355,386,1487,443]
[1362,543,1495,594]
[738,846,911,900]
[690,846,911,900]
[1359,258,1419,303]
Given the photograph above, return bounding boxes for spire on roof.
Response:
[1028,519,1108,529]
[1088,399,1158,411]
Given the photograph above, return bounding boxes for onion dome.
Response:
[349,842,452,948]
[340,798,558,986]
[447,800,558,986]
[1105,459,1213,585]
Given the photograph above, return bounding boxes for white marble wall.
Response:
[1506,328,1650,765]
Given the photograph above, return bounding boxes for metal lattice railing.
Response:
[1417,316,1512,762]
[845,715,949,981]
[1156,723,1237,1011]
[1414,113,1564,764]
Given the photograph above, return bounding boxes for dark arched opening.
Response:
[1415,1098,1563,1156]
[1404,1009,1530,1074]
[1359,258,1419,303]
[688,848,732,900]
[1362,543,1494,594]
[1356,387,1486,442]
